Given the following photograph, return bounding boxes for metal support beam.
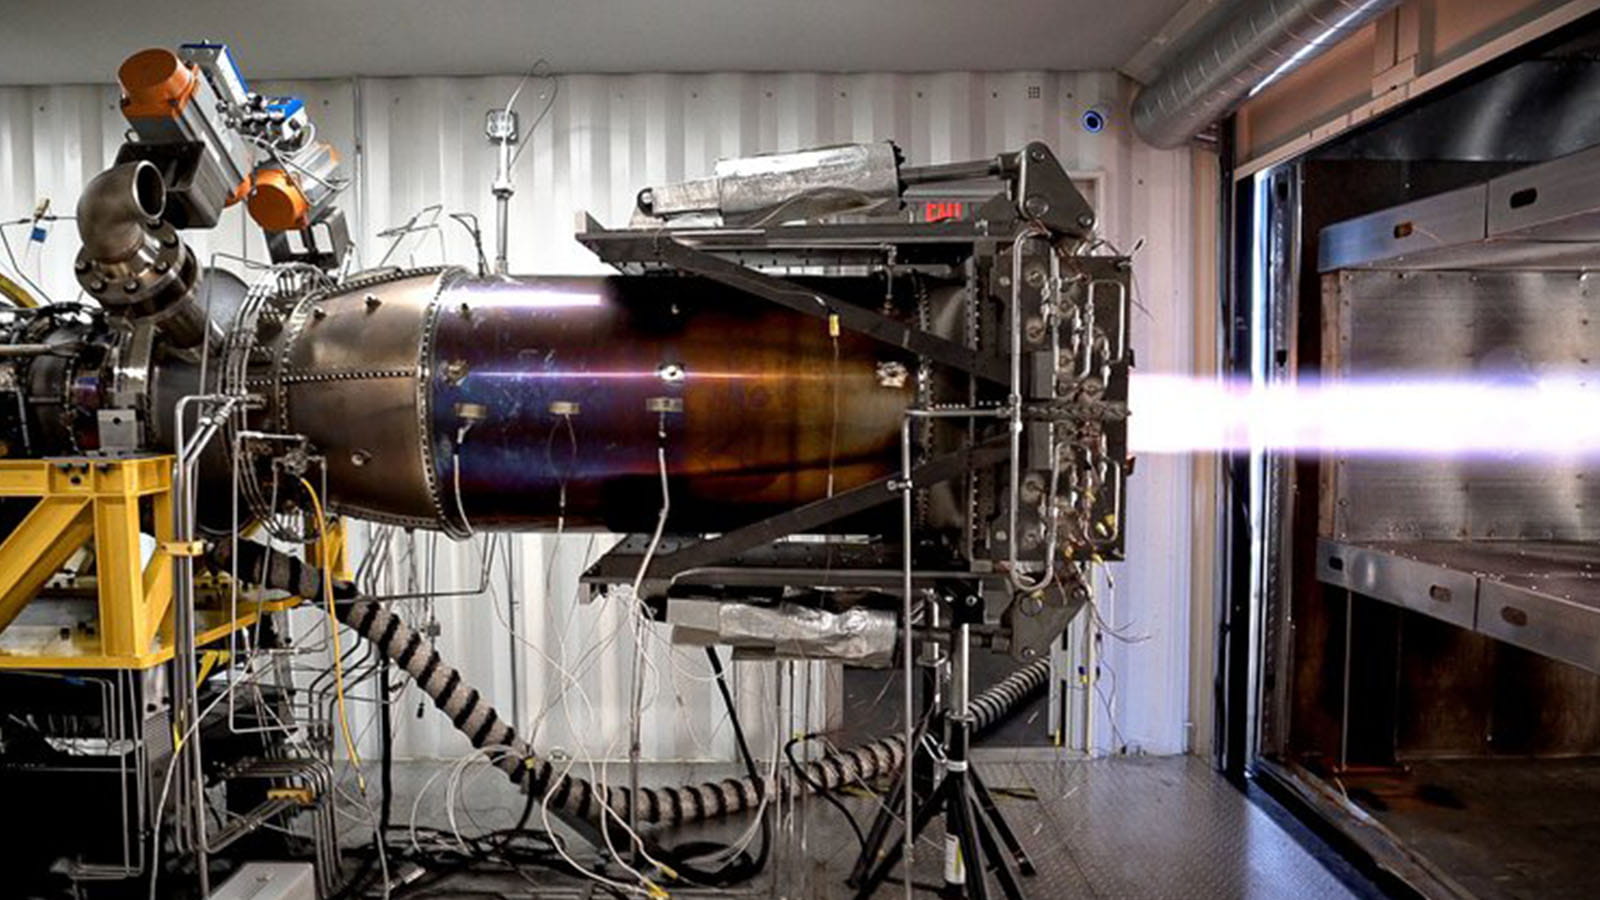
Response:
[0,496,94,634]
[589,234,1010,384]
[587,438,1008,590]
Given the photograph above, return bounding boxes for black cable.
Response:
[785,733,868,851]
[647,647,771,888]
[706,646,758,780]
[380,655,394,833]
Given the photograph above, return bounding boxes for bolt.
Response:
[365,293,382,311]
[965,595,980,607]
[1024,195,1050,217]
[73,258,90,273]
[154,259,170,274]
[351,449,372,467]
[1029,147,1045,161]
[122,279,140,293]
[90,279,106,293]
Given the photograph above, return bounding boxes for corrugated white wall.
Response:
[0,70,1195,759]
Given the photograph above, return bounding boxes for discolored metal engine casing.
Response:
[271,269,916,533]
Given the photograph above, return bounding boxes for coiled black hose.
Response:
[339,597,1049,827]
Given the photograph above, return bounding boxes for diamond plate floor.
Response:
[376,753,1377,898]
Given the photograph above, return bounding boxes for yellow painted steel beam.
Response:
[0,457,172,498]
[0,597,300,670]
[0,497,93,635]
[94,493,153,658]
[144,484,176,644]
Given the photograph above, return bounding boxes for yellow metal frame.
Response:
[0,456,339,670]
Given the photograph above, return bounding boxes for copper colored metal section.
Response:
[277,270,914,533]
[429,274,913,532]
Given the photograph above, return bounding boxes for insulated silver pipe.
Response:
[1131,0,1399,148]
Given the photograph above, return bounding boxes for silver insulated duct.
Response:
[1131,0,1399,149]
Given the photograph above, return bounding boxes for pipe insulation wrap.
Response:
[338,598,1049,826]
[1130,0,1400,149]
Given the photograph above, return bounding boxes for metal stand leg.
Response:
[970,768,1035,876]
[851,620,1033,900]
[848,712,935,888]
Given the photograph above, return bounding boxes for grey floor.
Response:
[1341,757,1600,900]
[377,753,1375,898]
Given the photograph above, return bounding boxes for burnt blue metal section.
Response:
[427,274,915,533]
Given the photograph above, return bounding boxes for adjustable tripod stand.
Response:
[848,605,1036,899]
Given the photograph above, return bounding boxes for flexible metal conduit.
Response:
[1131,0,1399,149]
[339,598,1050,826]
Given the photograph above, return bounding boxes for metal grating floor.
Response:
[1340,757,1600,900]
[375,754,1375,898]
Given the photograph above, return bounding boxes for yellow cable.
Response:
[300,477,366,792]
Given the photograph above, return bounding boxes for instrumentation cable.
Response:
[336,597,1050,828]
[300,476,367,792]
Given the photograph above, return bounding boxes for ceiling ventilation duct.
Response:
[1131,0,1399,149]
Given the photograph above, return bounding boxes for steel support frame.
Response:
[0,454,340,671]
[577,236,1013,591]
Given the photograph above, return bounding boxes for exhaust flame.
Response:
[1128,373,1600,459]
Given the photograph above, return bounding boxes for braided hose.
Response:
[340,599,1048,827]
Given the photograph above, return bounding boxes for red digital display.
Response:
[923,201,965,222]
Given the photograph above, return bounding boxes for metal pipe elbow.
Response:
[76,160,166,262]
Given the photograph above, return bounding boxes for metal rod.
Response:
[1340,592,1353,770]
[171,393,238,897]
[1006,225,1058,593]
[899,413,916,898]
[899,159,1002,187]
[494,190,511,274]
[492,121,515,274]
[896,402,1008,892]
[0,342,62,357]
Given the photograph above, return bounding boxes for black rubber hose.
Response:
[337,597,1049,827]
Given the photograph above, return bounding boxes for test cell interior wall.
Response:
[0,69,1198,760]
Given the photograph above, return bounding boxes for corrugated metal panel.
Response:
[0,70,1195,759]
